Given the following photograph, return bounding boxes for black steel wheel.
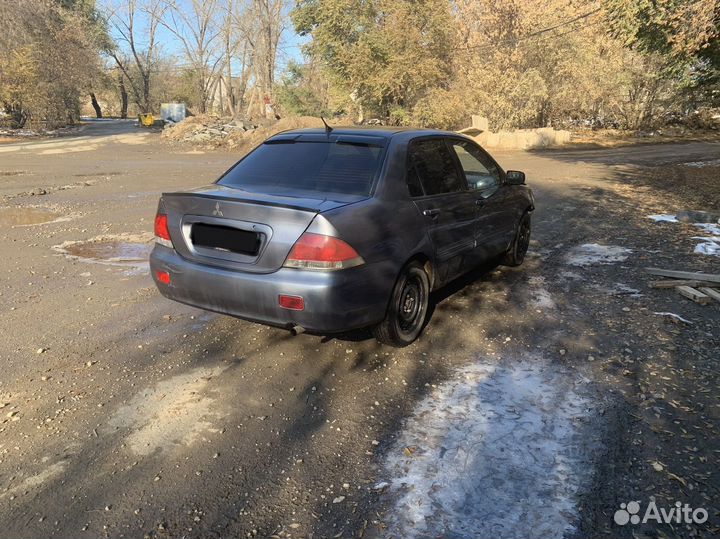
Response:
[502,212,531,267]
[373,261,430,347]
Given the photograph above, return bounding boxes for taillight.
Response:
[155,270,171,285]
[283,233,364,270]
[154,213,172,248]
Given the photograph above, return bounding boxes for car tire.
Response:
[502,211,531,267]
[373,261,430,347]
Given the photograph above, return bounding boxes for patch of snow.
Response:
[608,283,643,298]
[647,214,679,223]
[653,312,693,325]
[688,223,720,255]
[647,218,720,256]
[383,359,600,539]
[694,222,720,236]
[528,277,556,310]
[694,240,720,256]
[565,243,632,266]
[682,159,720,168]
[531,288,556,309]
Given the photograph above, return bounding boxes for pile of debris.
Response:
[648,268,720,305]
[161,114,256,144]
[161,115,326,151]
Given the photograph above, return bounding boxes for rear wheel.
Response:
[373,261,430,347]
[502,211,531,267]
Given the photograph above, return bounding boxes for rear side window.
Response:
[407,139,465,196]
[219,141,384,196]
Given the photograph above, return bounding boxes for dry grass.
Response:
[641,164,720,211]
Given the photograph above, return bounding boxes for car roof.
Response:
[269,126,458,141]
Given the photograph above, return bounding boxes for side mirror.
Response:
[506,170,525,185]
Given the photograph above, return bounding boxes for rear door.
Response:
[407,137,477,279]
[447,138,514,256]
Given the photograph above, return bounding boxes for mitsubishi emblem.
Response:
[212,202,223,217]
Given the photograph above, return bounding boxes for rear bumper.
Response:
[149,245,394,333]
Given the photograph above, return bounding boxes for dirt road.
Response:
[1,121,718,538]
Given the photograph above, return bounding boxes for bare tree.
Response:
[241,0,284,117]
[158,0,224,113]
[223,0,262,118]
[106,0,166,113]
[255,0,284,107]
[219,0,244,116]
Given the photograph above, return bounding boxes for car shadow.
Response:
[316,255,508,345]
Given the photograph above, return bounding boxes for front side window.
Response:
[407,139,465,196]
[450,140,501,193]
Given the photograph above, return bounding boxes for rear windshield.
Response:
[218,141,385,196]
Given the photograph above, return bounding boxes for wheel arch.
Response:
[404,252,435,290]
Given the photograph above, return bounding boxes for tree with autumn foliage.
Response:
[291,0,718,129]
[292,0,457,123]
[603,0,720,106]
[0,0,106,128]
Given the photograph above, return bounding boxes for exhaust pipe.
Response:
[290,325,306,336]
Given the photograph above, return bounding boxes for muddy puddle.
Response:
[54,233,154,269]
[0,206,61,226]
[64,240,152,262]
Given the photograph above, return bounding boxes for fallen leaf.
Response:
[667,472,687,487]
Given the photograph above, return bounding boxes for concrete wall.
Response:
[474,127,571,149]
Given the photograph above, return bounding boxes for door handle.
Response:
[422,209,440,218]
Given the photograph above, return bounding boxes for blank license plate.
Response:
[191,223,261,255]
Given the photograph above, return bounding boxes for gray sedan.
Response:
[150,127,534,346]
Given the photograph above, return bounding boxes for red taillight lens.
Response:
[154,214,170,241]
[284,233,364,270]
[279,294,304,310]
[155,270,171,284]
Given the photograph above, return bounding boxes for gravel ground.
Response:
[0,122,718,539]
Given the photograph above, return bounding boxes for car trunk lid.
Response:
[160,185,360,273]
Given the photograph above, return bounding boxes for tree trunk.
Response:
[9,104,28,129]
[90,93,102,118]
[225,51,235,117]
[142,73,151,114]
[199,74,208,114]
[118,75,128,119]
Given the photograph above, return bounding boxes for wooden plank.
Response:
[646,268,720,284]
[699,287,720,303]
[650,279,720,289]
[676,286,711,305]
